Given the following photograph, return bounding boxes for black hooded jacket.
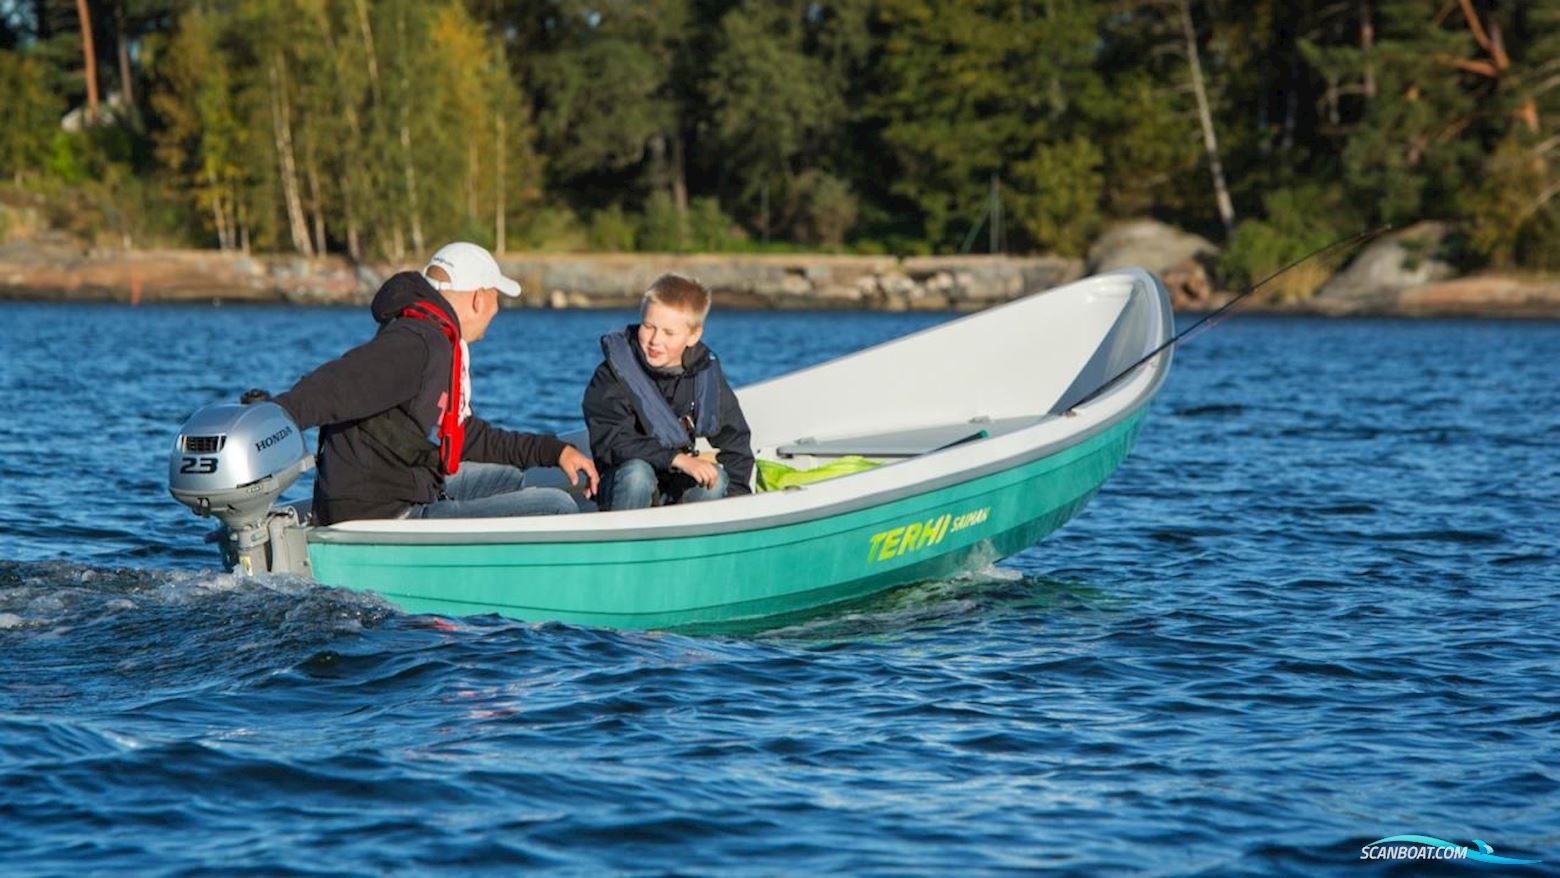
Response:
[275,272,566,525]
[581,326,753,496]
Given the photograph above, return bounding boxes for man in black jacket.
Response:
[274,242,597,525]
[582,274,753,511]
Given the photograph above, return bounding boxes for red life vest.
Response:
[399,302,466,475]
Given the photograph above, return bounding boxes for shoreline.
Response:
[1,244,1556,319]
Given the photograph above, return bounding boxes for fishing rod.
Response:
[1064,224,1394,413]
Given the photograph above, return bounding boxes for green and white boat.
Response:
[170,268,1173,631]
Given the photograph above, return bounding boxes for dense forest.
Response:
[1,0,1556,289]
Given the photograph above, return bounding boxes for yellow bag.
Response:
[755,456,882,492]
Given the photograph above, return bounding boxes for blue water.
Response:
[1,302,1557,876]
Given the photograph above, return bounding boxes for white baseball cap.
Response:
[423,242,522,298]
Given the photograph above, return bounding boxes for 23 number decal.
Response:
[179,456,218,474]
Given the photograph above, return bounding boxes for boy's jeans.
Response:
[602,458,727,511]
[410,462,578,518]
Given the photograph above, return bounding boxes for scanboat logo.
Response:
[1360,836,1542,866]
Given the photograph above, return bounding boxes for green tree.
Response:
[0,50,62,182]
[587,204,636,251]
[786,169,857,249]
[639,189,684,251]
[1459,1,1560,268]
[1220,184,1357,301]
[1086,71,1198,218]
[1008,137,1103,255]
[148,8,249,249]
[703,1,862,237]
[686,196,738,252]
[525,0,693,211]
[870,0,1106,252]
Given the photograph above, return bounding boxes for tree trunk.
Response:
[115,0,134,115]
[760,183,769,244]
[649,134,670,201]
[395,9,423,255]
[399,111,423,255]
[468,139,479,224]
[345,211,362,262]
[1256,84,1270,157]
[671,133,688,213]
[75,0,100,120]
[494,113,506,256]
[238,195,251,255]
[226,183,240,252]
[206,164,231,250]
[269,53,314,257]
[1281,51,1299,154]
[319,12,365,261]
[305,144,327,256]
[1177,0,1236,236]
[340,139,364,260]
[34,0,51,38]
[1360,0,1376,99]
[354,0,382,104]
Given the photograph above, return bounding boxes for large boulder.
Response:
[1314,221,1456,309]
[1087,219,1218,308]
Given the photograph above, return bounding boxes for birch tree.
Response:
[1175,0,1234,234]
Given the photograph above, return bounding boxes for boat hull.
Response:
[307,410,1146,631]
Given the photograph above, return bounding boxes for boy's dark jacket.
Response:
[275,271,566,525]
[582,326,754,495]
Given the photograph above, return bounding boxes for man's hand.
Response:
[672,453,720,489]
[558,445,599,498]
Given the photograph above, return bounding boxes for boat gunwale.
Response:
[310,387,1158,547]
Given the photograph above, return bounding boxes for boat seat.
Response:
[776,416,1047,458]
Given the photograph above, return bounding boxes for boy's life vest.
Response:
[601,330,723,453]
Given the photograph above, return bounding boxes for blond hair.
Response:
[641,273,711,328]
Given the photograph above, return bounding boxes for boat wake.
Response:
[0,559,397,633]
[0,560,402,713]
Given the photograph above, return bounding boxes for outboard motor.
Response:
[169,401,314,576]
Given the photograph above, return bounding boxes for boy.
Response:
[582,274,754,510]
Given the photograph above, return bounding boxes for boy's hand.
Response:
[673,453,720,489]
[558,445,599,498]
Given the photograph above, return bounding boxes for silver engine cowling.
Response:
[169,401,314,575]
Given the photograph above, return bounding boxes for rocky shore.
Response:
[2,221,1555,318]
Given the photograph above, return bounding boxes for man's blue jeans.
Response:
[410,462,578,518]
[602,458,727,511]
